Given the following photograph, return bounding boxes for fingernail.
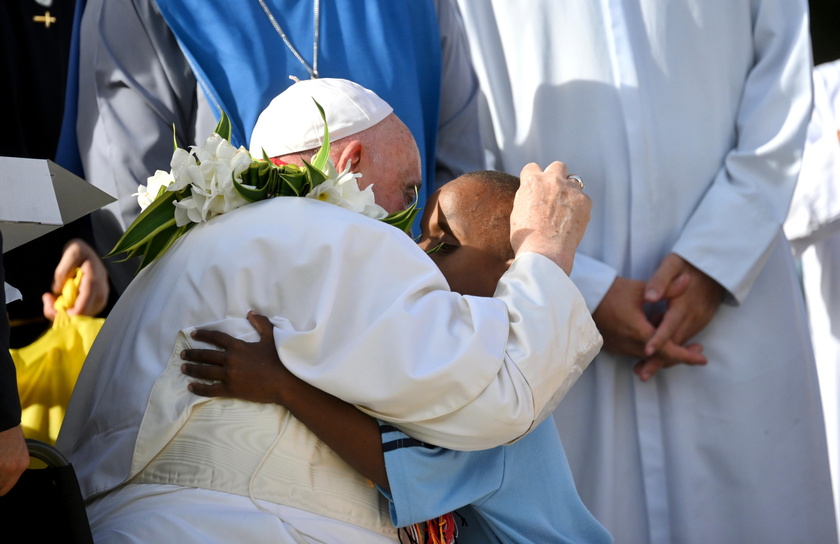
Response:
[190,330,197,338]
[645,288,658,300]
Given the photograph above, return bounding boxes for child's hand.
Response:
[180,311,299,405]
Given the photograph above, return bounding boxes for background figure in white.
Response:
[456,1,835,543]
[785,58,840,536]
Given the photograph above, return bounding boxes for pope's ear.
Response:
[336,140,363,172]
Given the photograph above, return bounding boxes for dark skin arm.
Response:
[180,312,390,491]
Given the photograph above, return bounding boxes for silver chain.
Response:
[257,0,320,79]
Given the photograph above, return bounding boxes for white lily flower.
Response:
[229,148,253,178]
[135,170,176,211]
[173,196,202,227]
[170,147,195,169]
[170,144,250,227]
[192,134,220,164]
[306,182,345,207]
[197,160,232,191]
[305,159,387,220]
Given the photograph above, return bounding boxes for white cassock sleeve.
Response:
[348,253,602,449]
[785,59,840,256]
[669,1,812,304]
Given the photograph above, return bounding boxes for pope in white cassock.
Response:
[456,1,836,543]
[55,79,602,543]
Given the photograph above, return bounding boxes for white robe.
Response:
[785,59,840,537]
[56,197,601,541]
[456,1,835,542]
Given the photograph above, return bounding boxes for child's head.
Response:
[417,170,519,297]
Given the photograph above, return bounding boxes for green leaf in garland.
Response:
[381,188,420,234]
[233,178,267,202]
[382,206,420,234]
[310,99,330,172]
[424,242,444,255]
[214,111,232,141]
[242,162,260,188]
[137,221,189,270]
[108,188,184,258]
[233,163,271,201]
[278,168,307,196]
[302,159,327,189]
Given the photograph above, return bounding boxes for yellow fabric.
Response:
[10,269,104,444]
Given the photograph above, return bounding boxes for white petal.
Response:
[173,197,197,226]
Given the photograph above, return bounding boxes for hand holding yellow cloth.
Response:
[11,268,104,444]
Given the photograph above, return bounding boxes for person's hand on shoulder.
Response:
[0,425,28,495]
[42,239,109,321]
[180,312,297,404]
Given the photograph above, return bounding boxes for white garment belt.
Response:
[131,398,397,538]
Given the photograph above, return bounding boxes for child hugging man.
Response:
[181,171,612,544]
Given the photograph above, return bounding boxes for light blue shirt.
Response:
[379,420,613,543]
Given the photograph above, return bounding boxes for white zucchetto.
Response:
[249,78,393,158]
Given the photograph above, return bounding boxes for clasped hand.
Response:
[593,254,725,381]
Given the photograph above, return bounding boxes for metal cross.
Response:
[33,11,56,29]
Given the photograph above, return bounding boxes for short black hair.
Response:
[461,170,520,198]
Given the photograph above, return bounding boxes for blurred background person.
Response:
[785,57,840,536]
[1,0,113,347]
[0,232,28,496]
[455,1,834,542]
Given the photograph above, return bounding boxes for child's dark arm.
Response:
[180,312,390,491]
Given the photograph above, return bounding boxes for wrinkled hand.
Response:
[0,425,29,496]
[593,276,708,380]
[510,162,591,275]
[633,254,724,381]
[181,312,297,404]
[42,239,109,321]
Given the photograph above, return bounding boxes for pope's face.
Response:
[365,143,422,213]
[356,116,422,214]
[417,177,513,297]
